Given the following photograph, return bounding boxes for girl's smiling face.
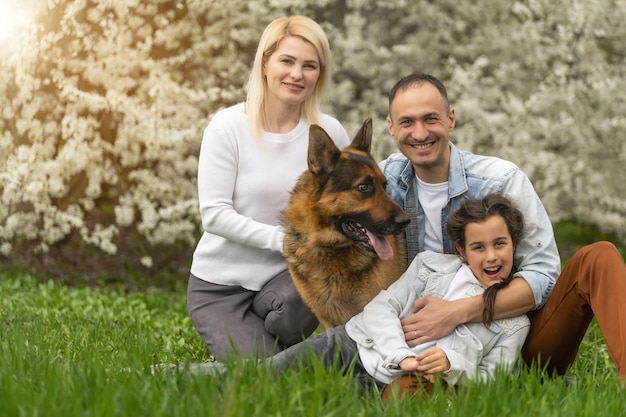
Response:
[458,214,515,288]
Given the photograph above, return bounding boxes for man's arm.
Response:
[401,277,534,346]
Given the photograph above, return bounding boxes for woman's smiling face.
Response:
[262,35,320,108]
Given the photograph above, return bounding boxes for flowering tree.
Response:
[321,0,626,238]
[443,1,626,237]
[1,0,624,279]
[0,0,257,276]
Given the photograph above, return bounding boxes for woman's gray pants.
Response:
[181,325,384,394]
[187,270,319,361]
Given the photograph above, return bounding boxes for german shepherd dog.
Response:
[282,118,410,329]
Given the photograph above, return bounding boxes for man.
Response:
[381,73,626,382]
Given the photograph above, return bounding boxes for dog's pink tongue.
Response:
[365,230,394,261]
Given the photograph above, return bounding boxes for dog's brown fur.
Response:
[282,118,410,329]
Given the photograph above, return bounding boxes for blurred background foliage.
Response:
[0,0,624,285]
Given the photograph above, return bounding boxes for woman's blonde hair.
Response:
[245,15,332,138]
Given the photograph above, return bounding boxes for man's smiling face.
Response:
[387,82,456,183]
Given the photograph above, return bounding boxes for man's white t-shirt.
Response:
[416,175,448,253]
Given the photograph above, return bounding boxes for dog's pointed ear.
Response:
[350,117,373,154]
[308,124,340,176]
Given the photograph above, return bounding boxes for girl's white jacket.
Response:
[345,250,530,385]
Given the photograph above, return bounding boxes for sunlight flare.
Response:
[0,0,33,46]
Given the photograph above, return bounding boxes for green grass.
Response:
[554,220,625,261]
[1,272,624,417]
[1,222,624,416]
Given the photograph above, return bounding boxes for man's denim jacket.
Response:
[379,143,561,309]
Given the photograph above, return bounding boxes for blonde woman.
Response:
[187,16,350,360]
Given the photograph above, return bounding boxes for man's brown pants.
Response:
[522,241,626,382]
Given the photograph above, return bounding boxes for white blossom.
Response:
[0,0,624,266]
[140,256,153,268]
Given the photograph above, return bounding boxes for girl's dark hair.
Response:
[446,194,525,326]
